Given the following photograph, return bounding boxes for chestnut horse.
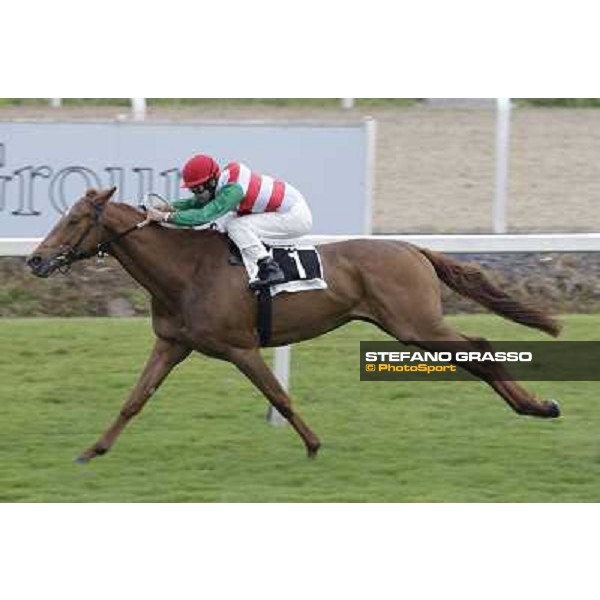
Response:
[28,188,561,462]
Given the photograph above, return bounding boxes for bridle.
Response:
[54,201,146,274]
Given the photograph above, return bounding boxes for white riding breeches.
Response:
[225,196,313,264]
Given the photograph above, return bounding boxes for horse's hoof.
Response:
[307,443,321,459]
[546,399,561,418]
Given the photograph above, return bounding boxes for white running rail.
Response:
[5,233,600,257]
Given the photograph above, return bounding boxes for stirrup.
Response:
[249,279,266,292]
[249,277,279,292]
[250,272,286,291]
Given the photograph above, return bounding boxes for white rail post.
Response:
[494,98,511,234]
[267,345,290,426]
[364,117,377,233]
[341,98,355,109]
[131,98,147,121]
[49,98,62,108]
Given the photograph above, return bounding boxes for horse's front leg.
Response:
[75,337,191,463]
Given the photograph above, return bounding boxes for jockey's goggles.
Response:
[191,184,208,195]
[190,178,217,197]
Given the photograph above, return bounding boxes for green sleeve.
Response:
[171,197,199,211]
[169,184,245,227]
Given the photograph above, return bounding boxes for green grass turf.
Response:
[1,314,599,502]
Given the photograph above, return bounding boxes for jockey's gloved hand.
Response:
[145,208,170,223]
[144,193,172,212]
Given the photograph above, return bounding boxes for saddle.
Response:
[227,240,326,347]
[228,240,324,283]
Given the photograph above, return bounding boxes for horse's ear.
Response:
[97,187,117,204]
[85,188,99,200]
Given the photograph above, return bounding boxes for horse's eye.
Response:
[68,217,79,225]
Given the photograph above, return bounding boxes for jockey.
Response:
[146,154,313,288]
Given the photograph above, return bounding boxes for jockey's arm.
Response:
[170,197,198,211]
[168,184,244,227]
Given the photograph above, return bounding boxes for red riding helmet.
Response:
[181,154,221,188]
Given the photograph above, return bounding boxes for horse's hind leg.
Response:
[360,245,559,418]
[227,347,321,457]
[457,333,560,418]
[381,318,559,419]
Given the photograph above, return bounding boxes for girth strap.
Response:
[256,287,272,347]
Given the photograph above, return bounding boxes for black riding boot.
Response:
[253,256,286,288]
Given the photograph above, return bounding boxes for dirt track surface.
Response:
[2,103,600,234]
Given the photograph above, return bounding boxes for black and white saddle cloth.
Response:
[229,241,327,297]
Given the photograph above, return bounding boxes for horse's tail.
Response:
[418,247,562,337]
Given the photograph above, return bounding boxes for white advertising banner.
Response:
[0,120,374,238]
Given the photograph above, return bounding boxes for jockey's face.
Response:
[190,177,217,204]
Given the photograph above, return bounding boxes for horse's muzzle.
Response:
[27,254,59,278]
